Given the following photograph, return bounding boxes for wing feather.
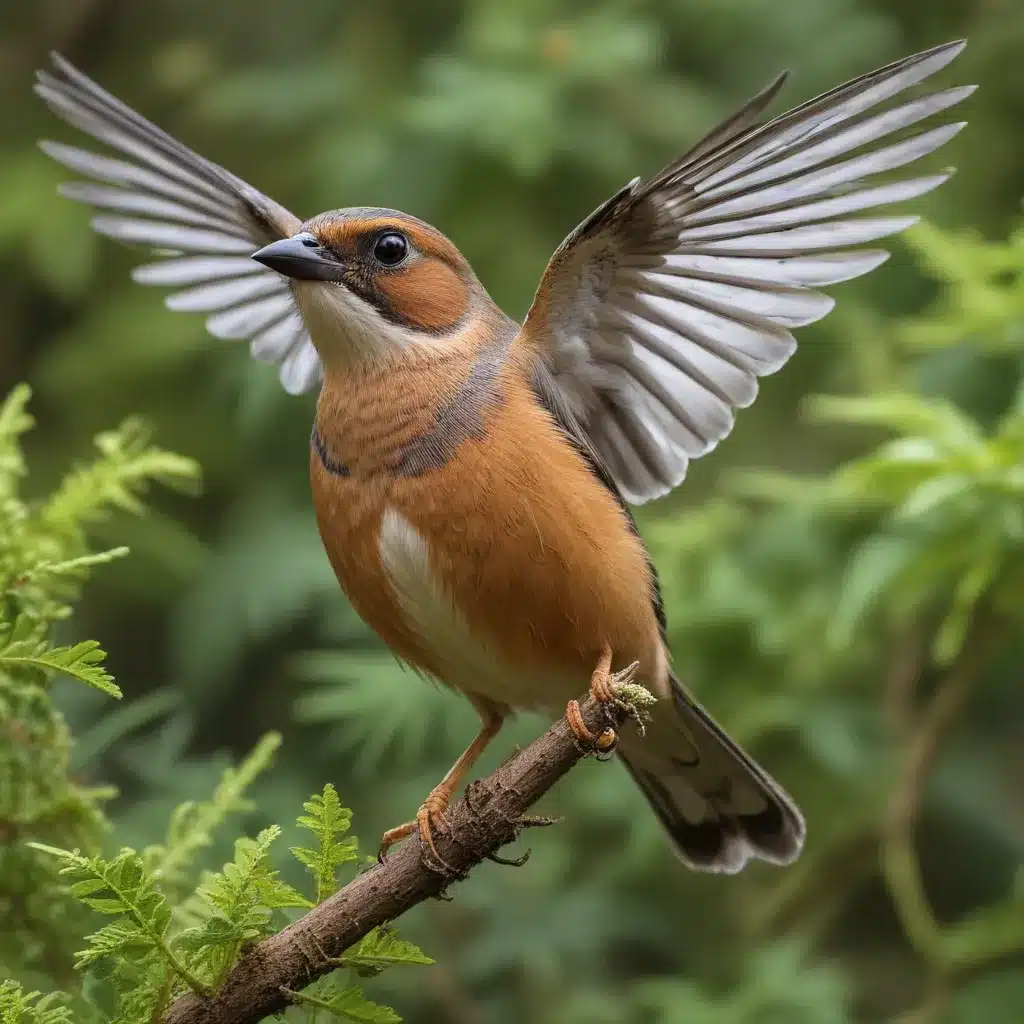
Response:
[36,54,323,395]
[518,40,971,503]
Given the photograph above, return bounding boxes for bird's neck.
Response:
[313,312,520,478]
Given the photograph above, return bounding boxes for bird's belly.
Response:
[375,506,581,711]
[311,472,663,715]
[309,365,665,713]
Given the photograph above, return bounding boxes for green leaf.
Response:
[0,384,34,496]
[144,732,281,890]
[291,783,359,903]
[807,392,984,454]
[829,533,923,648]
[933,549,1001,665]
[341,927,434,977]
[26,844,209,996]
[0,981,73,1024]
[0,633,121,697]
[16,548,131,586]
[41,417,200,532]
[284,979,402,1023]
[179,825,311,987]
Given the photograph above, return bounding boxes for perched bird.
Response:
[37,40,971,872]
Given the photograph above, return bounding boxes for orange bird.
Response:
[37,41,971,872]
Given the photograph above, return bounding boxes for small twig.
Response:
[884,622,924,738]
[164,683,653,1024]
[894,972,952,1024]
[882,613,1003,969]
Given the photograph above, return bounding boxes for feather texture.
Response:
[518,40,972,503]
[36,54,323,395]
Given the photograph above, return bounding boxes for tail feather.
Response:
[619,670,805,873]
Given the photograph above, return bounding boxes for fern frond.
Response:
[340,928,433,977]
[0,615,120,697]
[0,385,34,498]
[144,732,281,891]
[27,844,209,997]
[0,980,72,1024]
[17,548,131,587]
[291,783,358,904]
[176,826,310,988]
[283,979,401,1024]
[41,418,200,532]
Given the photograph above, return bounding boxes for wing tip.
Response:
[759,68,791,105]
[909,38,967,72]
[936,37,968,58]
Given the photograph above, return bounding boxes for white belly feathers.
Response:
[377,507,574,711]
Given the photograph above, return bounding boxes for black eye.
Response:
[373,232,408,267]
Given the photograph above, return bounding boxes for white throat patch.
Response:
[292,280,426,369]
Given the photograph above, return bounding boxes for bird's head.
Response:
[253,207,481,369]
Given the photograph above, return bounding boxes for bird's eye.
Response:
[373,232,408,267]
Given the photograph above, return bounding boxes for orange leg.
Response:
[379,707,504,863]
[565,643,618,753]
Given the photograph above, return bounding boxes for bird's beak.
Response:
[251,235,341,281]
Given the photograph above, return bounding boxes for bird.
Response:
[36,39,972,873]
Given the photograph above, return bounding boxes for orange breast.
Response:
[309,340,664,711]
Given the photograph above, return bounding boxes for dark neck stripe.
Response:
[311,426,350,477]
[390,334,511,477]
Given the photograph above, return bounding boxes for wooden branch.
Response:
[165,683,652,1024]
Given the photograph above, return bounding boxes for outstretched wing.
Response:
[518,40,972,504]
[36,54,323,395]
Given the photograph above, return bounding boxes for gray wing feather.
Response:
[36,54,323,395]
[520,40,972,504]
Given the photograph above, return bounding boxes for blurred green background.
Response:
[3,0,1024,1021]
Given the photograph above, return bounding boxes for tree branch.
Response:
[165,683,653,1024]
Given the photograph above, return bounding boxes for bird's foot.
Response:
[565,700,617,756]
[378,789,454,873]
[565,644,641,758]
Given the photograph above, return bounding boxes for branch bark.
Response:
[165,685,650,1024]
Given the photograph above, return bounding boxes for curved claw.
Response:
[378,821,415,863]
[565,698,617,753]
[378,793,456,874]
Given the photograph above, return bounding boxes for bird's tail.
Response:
[618,670,805,873]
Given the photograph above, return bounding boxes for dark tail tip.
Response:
[622,758,805,875]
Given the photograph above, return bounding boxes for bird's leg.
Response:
[379,708,504,864]
[565,643,619,754]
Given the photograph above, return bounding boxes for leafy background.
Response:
[3,0,1024,1021]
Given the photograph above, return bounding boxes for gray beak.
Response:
[252,234,340,281]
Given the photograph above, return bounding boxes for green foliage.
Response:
[340,929,435,978]
[31,773,430,1021]
[175,826,309,989]
[0,981,72,1024]
[624,944,850,1024]
[29,842,207,1016]
[894,222,1024,352]
[0,387,199,995]
[143,732,282,894]
[0,393,427,1021]
[283,978,401,1024]
[1,620,120,698]
[291,784,359,904]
